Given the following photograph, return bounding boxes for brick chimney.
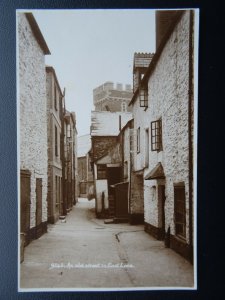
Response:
[155,10,178,49]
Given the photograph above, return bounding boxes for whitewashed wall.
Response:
[94,164,109,213]
[133,11,191,242]
[19,13,48,227]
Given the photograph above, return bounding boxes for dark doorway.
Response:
[107,167,121,195]
[80,182,87,195]
[114,182,129,220]
[20,170,31,245]
[158,185,166,239]
[36,178,42,238]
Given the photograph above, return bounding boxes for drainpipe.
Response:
[119,115,121,132]
[188,10,194,262]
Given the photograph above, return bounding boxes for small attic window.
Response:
[139,85,148,108]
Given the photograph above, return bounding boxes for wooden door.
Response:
[20,170,31,244]
[107,167,121,195]
[115,182,129,219]
[158,185,166,239]
[36,178,42,238]
[80,182,87,195]
[161,185,166,238]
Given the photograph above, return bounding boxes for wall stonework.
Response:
[132,11,192,245]
[92,136,118,161]
[46,68,63,223]
[130,173,144,215]
[95,98,132,113]
[93,82,132,112]
[19,13,48,228]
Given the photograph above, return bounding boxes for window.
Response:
[54,84,57,111]
[88,158,92,171]
[130,128,134,152]
[55,126,58,156]
[121,102,127,112]
[81,161,85,180]
[55,176,59,204]
[139,86,148,107]
[67,124,71,138]
[174,185,186,239]
[145,128,149,167]
[137,127,140,153]
[151,119,162,151]
[97,164,107,179]
[124,161,128,179]
[80,182,87,194]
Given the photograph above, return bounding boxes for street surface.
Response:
[20,198,194,290]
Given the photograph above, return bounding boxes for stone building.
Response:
[63,111,78,213]
[18,13,50,244]
[129,10,195,262]
[118,119,145,225]
[77,134,94,198]
[90,111,132,218]
[93,82,132,112]
[46,66,63,223]
[126,52,154,225]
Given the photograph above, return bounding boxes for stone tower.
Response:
[93,81,133,112]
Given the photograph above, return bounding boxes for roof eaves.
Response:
[46,66,63,97]
[120,118,134,132]
[128,88,139,107]
[25,13,51,55]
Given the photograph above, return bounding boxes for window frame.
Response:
[151,119,162,151]
[97,164,107,180]
[139,86,148,108]
[124,161,128,179]
[137,127,140,153]
[121,101,127,112]
[54,84,58,111]
[174,185,186,239]
[55,125,58,157]
[145,128,149,167]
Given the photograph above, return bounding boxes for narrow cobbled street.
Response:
[20,198,194,289]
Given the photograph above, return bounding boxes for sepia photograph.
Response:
[17,8,199,291]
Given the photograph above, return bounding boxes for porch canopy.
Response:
[144,162,165,180]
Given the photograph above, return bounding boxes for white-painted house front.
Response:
[18,13,50,244]
[129,10,196,262]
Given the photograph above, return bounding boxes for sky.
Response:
[31,9,156,136]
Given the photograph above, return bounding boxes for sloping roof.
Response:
[25,13,50,55]
[46,66,63,97]
[144,162,165,180]
[133,53,154,71]
[77,134,91,157]
[90,111,133,137]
